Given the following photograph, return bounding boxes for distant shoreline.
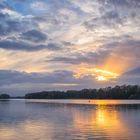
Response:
[20,85,140,99]
[6,98,140,100]
[1,85,140,100]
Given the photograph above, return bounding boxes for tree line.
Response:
[0,94,10,99]
[25,85,140,99]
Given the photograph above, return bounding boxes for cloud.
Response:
[105,39,140,59]
[0,69,115,95]
[0,40,61,51]
[0,11,21,35]
[83,0,140,32]
[0,3,32,36]
[118,66,140,85]
[0,70,83,95]
[0,70,75,85]
[48,50,109,65]
[14,0,27,2]
[84,10,123,29]
[104,0,140,7]
[70,0,100,14]
[21,30,47,42]
[46,43,61,50]
[0,1,10,9]
[30,1,48,11]
[123,67,140,76]
[0,20,22,36]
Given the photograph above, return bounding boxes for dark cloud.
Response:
[84,10,123,29]
[124,67,140,76]
[99,0,140,7]
[14,0,27,2]
[115,0,140,7]
[47,50,109,65]
[0,70,80,95]
[0,13,7,18]
[0,1,10,9]
[1,20,23,35]
[118,66,140,85]
[0,10,29,36]
[105,39,140,58]
[101,10,122,26]
[0,3,5,9]
[21,30,47,42]
[0,2,22,35]
[0,2,41,37]
[103,11,119,19]
[99,0,129,7]
[0,13,21,35]
[0,40,61,51]
[46,43,61,50]
[0,70,76,86]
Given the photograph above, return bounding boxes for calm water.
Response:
[0,100,140,140]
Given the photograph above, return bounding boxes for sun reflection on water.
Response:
[72,104,134,140]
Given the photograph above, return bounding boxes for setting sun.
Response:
[73,64,119,82]
[94,68,119,81]
[96,75,107,81]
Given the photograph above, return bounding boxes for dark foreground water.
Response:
[0,100,140,140]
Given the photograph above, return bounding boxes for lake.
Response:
[0,99,140,140]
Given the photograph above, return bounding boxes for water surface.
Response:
[0,99,140,140]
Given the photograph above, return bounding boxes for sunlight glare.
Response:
[73,64,119,82]
[96,75,107,81]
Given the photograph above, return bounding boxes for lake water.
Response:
[0,99,140,140]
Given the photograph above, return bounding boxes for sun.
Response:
[73,64,119,81]
[96,75,107,81]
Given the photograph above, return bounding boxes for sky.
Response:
[0,0,140,95]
